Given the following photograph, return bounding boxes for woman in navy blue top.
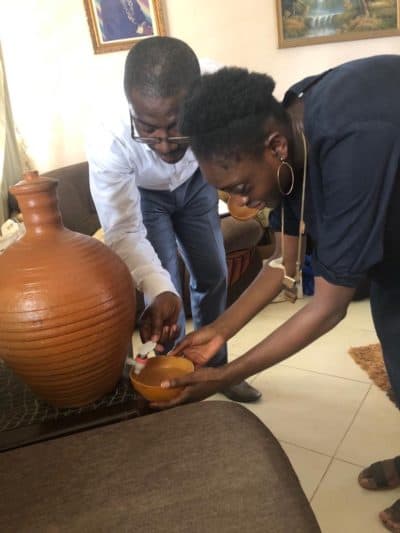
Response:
[155,56,400,528]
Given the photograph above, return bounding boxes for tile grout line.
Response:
[331,383,372,458]
[279,439,332,459]
[333,457,370,469]
[280,437,366,468]
[242,362,372,386]
[278,363,372,385]
[309,383,372,503]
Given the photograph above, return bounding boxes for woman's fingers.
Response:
[168,335,194,356]
[150,388,192,409]
[150,367,229,409]
[162,367,224,389]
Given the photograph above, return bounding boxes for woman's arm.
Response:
[215,262,284,340]
[226,276,355,381]
[169,233,300,362]
[154,276,355,408]
[217,230,305,339]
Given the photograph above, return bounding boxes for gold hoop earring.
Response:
[277,159,295,196]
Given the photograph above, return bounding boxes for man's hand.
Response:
[139,291,181,351]
[168,324,225,366]
[150,366,231,409]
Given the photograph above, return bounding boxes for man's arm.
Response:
[87,127,181,343]
[89,165,177,301]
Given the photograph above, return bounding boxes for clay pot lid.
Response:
[10,171,58,196]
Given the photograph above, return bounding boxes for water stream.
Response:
[306,0,345,37]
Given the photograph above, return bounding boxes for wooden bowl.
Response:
[227,195,259,221]
[130,356,194,402]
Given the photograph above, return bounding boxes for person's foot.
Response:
[379,499,400,532]
[222,381,262,403]
[358,457,400,490]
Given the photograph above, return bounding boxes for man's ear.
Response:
[264,132,289,161]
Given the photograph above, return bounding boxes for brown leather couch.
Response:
[9,162,264,317]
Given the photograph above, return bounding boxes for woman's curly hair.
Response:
[181,67,289,160]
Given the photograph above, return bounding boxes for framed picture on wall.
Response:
[276,0,400,48]
[84,0,166,54]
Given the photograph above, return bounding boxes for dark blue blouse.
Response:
[269,55,400,288]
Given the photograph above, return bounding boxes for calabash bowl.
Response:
[130,356,194,402]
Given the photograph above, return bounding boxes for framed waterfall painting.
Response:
[276,0,400,48]
[84,0,166,54]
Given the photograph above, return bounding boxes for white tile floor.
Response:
[133,298,400,532]
[222,298,400,532]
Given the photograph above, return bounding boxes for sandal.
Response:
[380,499,400,532]
[358,456,400,490]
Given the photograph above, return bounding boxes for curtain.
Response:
[0,42,22,226]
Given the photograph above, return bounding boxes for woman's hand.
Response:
[168,324,226,366]
[150,366,231,409]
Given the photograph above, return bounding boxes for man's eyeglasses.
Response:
[129,112,190,147]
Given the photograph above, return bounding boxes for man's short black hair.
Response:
[124,36,200,100]
[181,67,290,160]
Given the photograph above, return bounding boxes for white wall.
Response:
[1,0,400,172]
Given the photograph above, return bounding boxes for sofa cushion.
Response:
[221,215,264,254]
[43,162,100,236]
[0,401,320,532]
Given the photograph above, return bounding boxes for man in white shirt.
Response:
[87,37,261,402]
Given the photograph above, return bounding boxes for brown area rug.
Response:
[349,343,396,405]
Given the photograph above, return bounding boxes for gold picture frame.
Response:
[276,0,400,48]
[84,0,166,54]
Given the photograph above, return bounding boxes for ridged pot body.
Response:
[0,173,136,407]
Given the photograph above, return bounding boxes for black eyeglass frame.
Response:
[129,112,191,147]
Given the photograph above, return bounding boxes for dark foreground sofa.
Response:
[0,401,320,532]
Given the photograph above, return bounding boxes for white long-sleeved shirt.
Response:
[87,59,222,302]
[87,105,199,302]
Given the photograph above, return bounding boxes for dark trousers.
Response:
[370,281,400,407]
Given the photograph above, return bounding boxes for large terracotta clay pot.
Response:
[0,171,136,407]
